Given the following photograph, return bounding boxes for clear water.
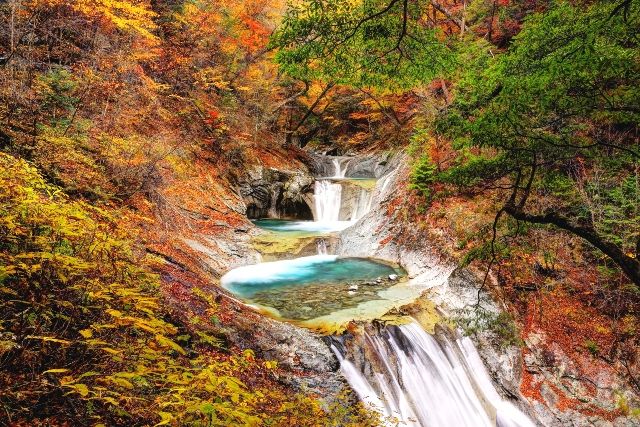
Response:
[252,218,352,234]
[221,255,399,298]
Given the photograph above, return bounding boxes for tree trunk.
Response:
[504,204,640,286]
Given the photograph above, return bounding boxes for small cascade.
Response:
[332,157,349,178]
[331,321,535,427]
[312,156,376,223]
[348,188,374,222]
[314,180,343,222]
[316,239,328,255]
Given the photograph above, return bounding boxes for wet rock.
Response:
[223,305,346,398]
[238,166,315,220]
[389,274,398,281]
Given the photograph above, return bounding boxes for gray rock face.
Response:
[223,309,347,398]
[183,233,262,277]
[336,153,452,284]
[306,152,397,179]
[335,180,373,221]
[344,153,395,178]
[238,166,315,220]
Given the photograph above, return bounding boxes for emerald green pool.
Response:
[221,255,404,320]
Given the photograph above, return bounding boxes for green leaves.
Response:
[416,1,640,284]
[271,0,453,90]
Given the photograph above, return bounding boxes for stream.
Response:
[222,156,536,427]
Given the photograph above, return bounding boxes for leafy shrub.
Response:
[456,307,524,348]
[410,156,438,200]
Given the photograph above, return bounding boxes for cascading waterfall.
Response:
[349,188,374,222]
[332,157,349,178]
[314,180,343,222]
[331,321,535,427]
[316,239,328,255]
[314,156,374,223]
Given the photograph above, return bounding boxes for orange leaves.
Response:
[379,235,394,246]
[239,13,270,54]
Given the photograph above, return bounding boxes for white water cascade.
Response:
[348,188,374,221]
[316,239,328,255]
[331,321,535,427]
[314,156,374,224]
[314,180,343,222]
[332,157,349,178]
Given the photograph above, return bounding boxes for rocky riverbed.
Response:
[248,274,404,321]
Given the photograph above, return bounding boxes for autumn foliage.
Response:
[0,0,379,425]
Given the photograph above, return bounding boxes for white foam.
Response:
[314,180,343,222]
[265,220,353,233]
[334,321,536,427]
[220,255,338,288]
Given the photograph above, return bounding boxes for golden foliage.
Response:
[0,152,378,425]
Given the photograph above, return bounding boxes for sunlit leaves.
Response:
[69,0,158,40]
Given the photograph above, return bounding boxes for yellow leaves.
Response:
[79,329,93,338]
[104,376,135,389]
[155,334,186,355]
[193,68,231,92]
[43,368,71,374]
[25,335,71,345]
[242,349,255,360]
[154,411,175,426]
[100,397,120,406]
[264,360,278,370]
[0,286,18,296]
[64,383,90,398]
[106,309,123,318]
[70,0,158,41]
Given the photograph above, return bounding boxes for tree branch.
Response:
[504,204,640,286]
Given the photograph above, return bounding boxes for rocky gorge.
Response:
[173,150,639,426]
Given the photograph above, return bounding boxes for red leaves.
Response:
[205,109,221,127]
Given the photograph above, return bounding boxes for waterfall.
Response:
[349,188,374,221]
[332,158,348,178]
[312,156,376,225]
[314,180,343,222]
[317,239,328,255]
[331,322,535,427]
